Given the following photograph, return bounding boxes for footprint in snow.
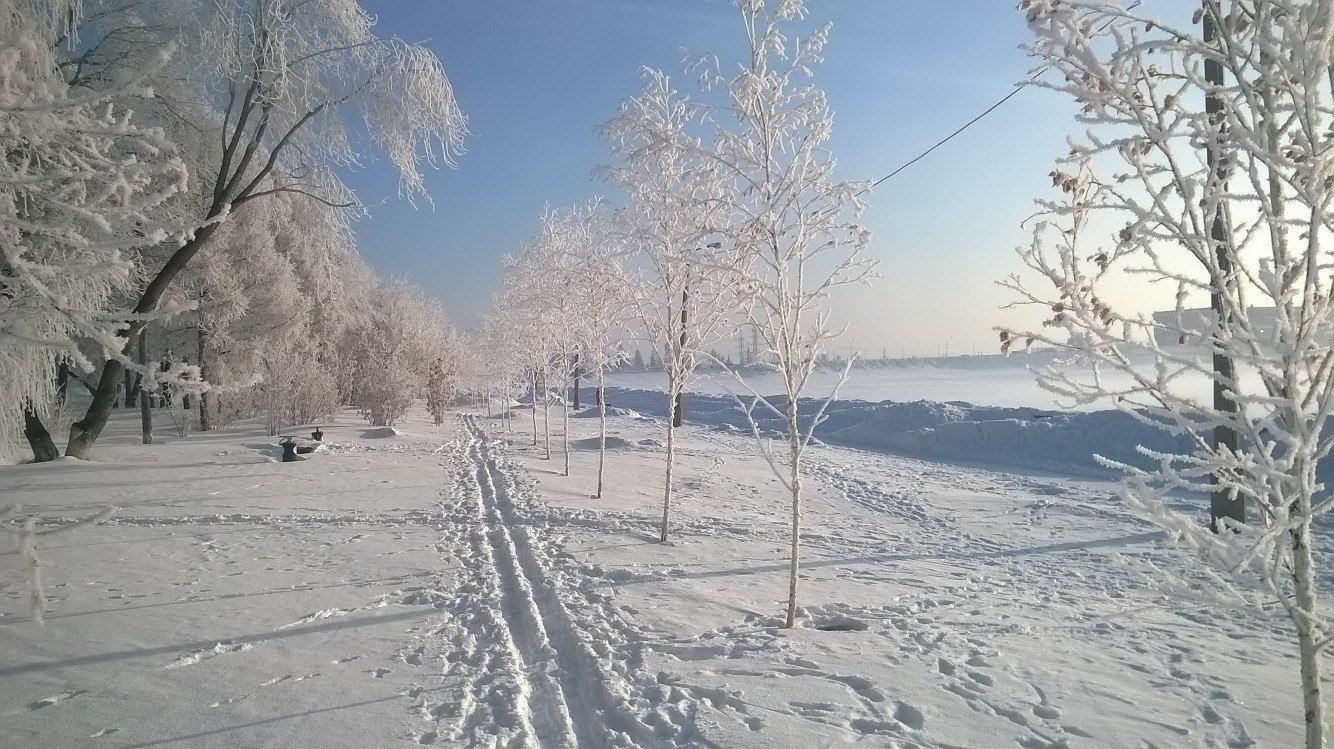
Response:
[29,690,86,710]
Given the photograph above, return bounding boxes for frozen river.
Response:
[604,355,1220,411]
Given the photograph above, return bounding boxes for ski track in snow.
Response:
[403,414,700,748]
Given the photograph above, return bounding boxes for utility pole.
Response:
[1204,1,1243,527]
[674,286,686,428]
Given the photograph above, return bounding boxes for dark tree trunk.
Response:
[137,331,153,445]
[124,367,138,409]
[572,353,580,410]
[55,361,69,406]
[197,326,212,432]
[23,404,59,463]
[66,222,222,458]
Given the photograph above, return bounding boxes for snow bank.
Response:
[569,436,635,450]
[599,386,1205,480]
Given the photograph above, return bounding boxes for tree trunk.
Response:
[660,386,678,542]
[531,372,539,446]
[137,331,153,445]
[542,372,551,460]
[197,326,212,432]
[562,388,570,476]
[572,353,580,410]
[785,407,802,629]
[55,361,69,406]
[23,404,59,463]
[65,221,222,459]
[125,365,138,409]
[1203,3,1242,528]
[675,288,687,428]
[596,367,606,499]
[1293,515,1326,749]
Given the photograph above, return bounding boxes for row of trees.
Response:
[479,1,1332,745]
[478,0,874,630]
[1,0,467,462]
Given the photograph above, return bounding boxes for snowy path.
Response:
[412,415,594,747]
[0,403,1316,747]
[406,415,704,748]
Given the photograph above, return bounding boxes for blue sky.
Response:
[350,0,1087,357]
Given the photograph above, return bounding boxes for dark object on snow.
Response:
[311,427,324,441]
[280,436,305,462]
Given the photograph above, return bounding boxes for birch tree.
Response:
[566,205,634,498]
[702,0,873,628]
[602,69,745,542]
[499,212,580,467]
[1003,2,1334,744]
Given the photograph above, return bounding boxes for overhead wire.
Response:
[865,0,1141,191]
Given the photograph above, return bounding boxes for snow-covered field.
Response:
[0,393,1314,747]
[605,354,1221,411]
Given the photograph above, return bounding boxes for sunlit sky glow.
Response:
[346,0,1192,358]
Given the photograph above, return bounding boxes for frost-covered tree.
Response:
[498,213,581,467]
[1003,1,1334,744]
[473,312,527,432]
[351,279,454,428]
[602,68,746,542]
[702,0,873,628]
[426,336,460,426]
[46,0,467,458]
[506,202,633,485]
[0,0,187,462]
[565,205,634,498]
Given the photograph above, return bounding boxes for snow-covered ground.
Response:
[0,395,1314,747]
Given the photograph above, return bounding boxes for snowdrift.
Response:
[598,386,1317,481]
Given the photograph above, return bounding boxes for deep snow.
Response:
[0,386,1318,747]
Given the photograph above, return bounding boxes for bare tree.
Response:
[1004,1,1334,744]
[602,69,745,542]
[702,0,874,628]
[567,207,634,498]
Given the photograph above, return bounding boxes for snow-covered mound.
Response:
[569,436,635,450]
[598,386,1297,481]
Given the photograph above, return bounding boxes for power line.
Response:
[868,84,1028,190]
[867,1,1140,190]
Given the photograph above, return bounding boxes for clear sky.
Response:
[347,0,1102,358]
